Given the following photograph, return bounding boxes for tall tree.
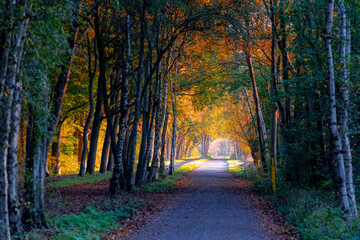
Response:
[324,0,349,214]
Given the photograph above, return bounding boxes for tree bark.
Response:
[86,68,104,174]
[100,126,111,173]
[79,37,96,176]
[245,51,268,171]
[338,1,357,217]
[148,59,163,182]
[325,0,350,214]
[109,15,130,195]
[50,119,63,175]
[7,71,23,236]
[125,7,145,190]
[0,1,29,237]
[169,81,177,175]
[159,106,169,178]
[269,0,278,193]
[135,57,152,185]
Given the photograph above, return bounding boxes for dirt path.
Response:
[130,159,277,240]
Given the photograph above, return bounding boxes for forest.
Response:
[1,0,360,239]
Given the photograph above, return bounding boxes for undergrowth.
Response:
[241,166,360,239]
[47,172,111,189]
[175,159,207,173]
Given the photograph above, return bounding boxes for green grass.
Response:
[47,172,111,189]
[183,155,201,160]
[175,159,207,173]
[164,159,185,167]
[140,174,182,192]
[53,200,141,240]
[227,160,245,175]
[24,199,142,240]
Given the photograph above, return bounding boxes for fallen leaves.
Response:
[232,175,300,240]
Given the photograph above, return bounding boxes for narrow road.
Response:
[131,159,275,240]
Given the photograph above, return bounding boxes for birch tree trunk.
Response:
[109,15,130,195]
[148,59,163,182]
[0,1,29,236]
[325,0,350,214]
[7,75,23,236]
[338,0,357,217]
[245,51,268,170]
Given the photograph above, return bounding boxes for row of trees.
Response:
[2,0,360,238]
[218,0,360,217]
[0,0,227,239]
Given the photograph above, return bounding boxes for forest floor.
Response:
[105,158,296,240]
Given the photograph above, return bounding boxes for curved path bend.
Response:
[131,159,275,240]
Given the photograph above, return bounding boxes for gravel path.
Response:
[131,159,275,240]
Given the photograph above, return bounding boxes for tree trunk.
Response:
[86,72,103,174]
[148,58,163,182]
[7,72,23,236]
[107,111,119,172]
[270,0,278,193]
[109,15,131,195]
[0,2,29,237]
[325,0,350,214]
[79,37,96,176]
[50,120,63,175]
[279,0,291,126]
[125,8,145,191]
[159,106,169,178]
[245,51,267,171]
[100,126,110,173]
[176,137,184,160]
[24,101,49,229]
[135,57,152,185]
[169,81,177,175]
[338,1,357,217]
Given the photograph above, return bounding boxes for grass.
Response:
[140,174,182,192]
[175,159,207,173]
[47,172,111,189]
[53,198,141,240]
[227,160,245,175]
[183,155,201,160]
[164,159,184,167]
[240,166,360,239]
[25,199,143,240]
